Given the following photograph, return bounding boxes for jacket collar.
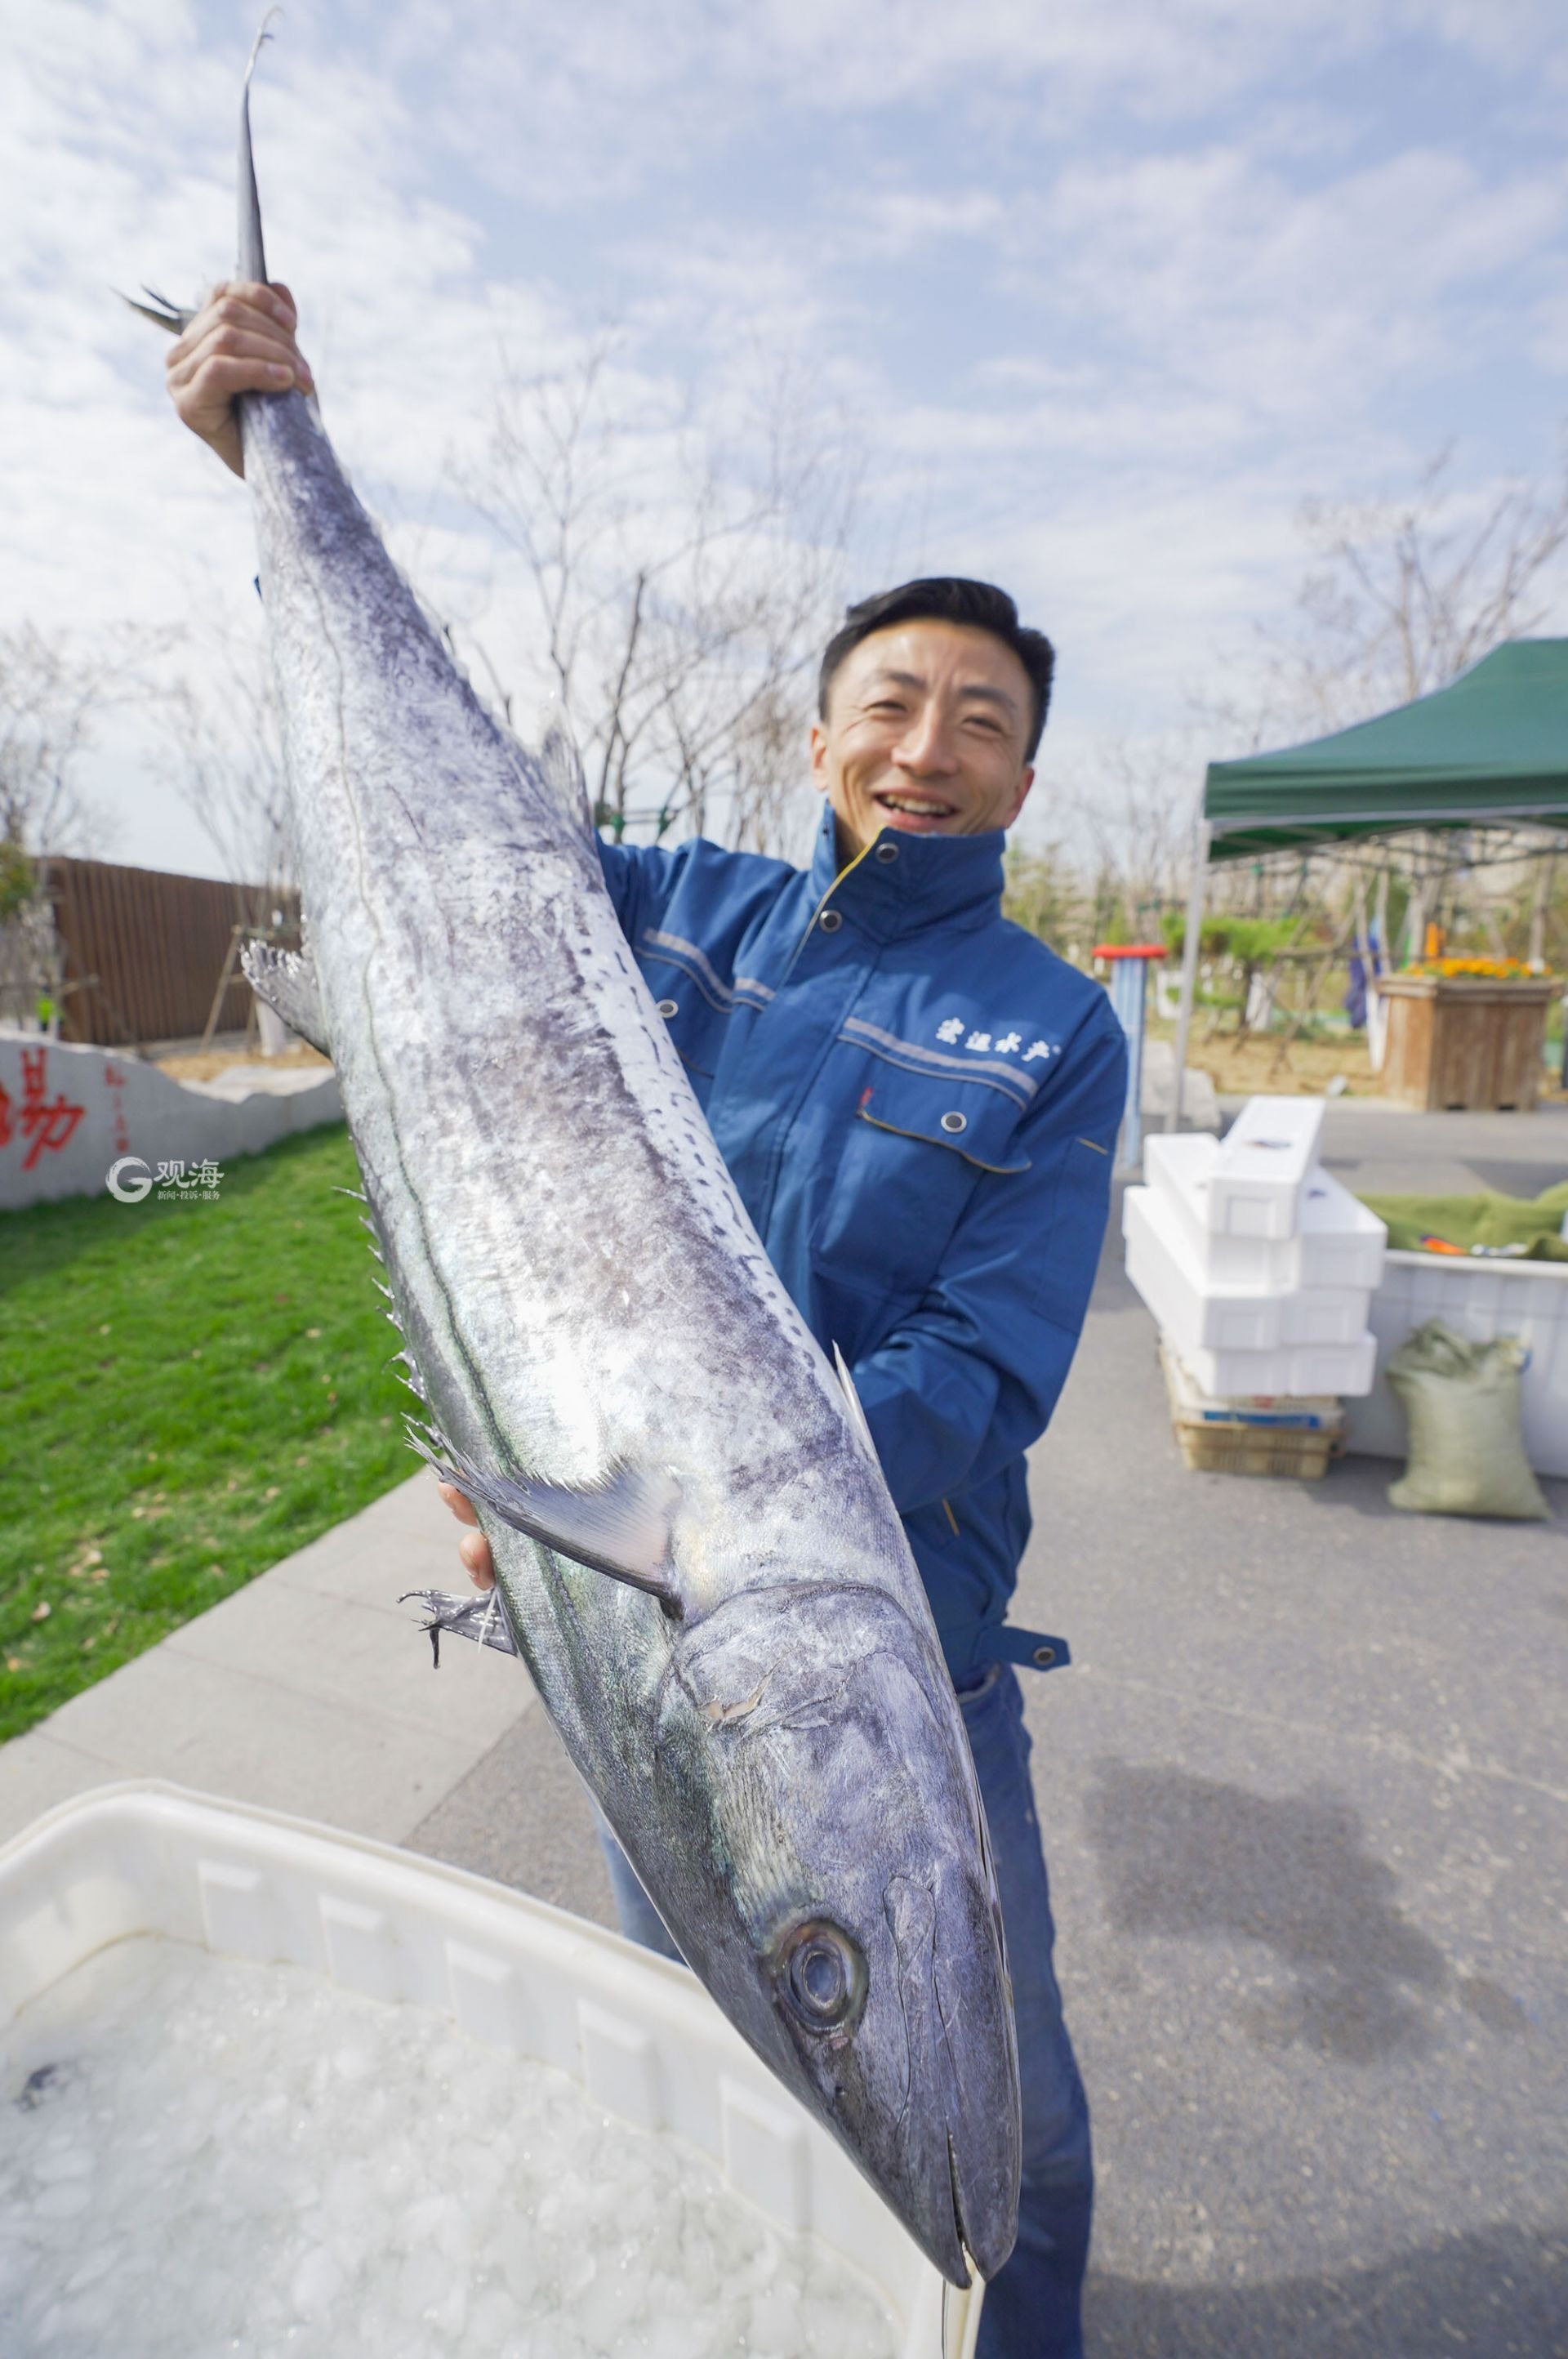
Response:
[805,800,1006,941]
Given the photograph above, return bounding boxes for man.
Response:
[167,284,1128,2359]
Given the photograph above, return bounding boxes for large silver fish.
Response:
[171,32,1021,2286]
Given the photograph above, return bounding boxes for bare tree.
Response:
[1049,734,1206,943]
[0,624,136,858]
[454,338,859,854]
[168,614,293,908]
[1261,441,1568,733]
[0,624,159,1025]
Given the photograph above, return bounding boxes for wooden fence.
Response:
[39,856,301,1047]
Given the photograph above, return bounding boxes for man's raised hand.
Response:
[164,280,314,477]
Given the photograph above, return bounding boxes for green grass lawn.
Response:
[0,1125,415,1743]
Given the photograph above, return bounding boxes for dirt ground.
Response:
[154,1043,332,1085]
[1177,1026,1376,1097]
[1150,1019,1568,1104]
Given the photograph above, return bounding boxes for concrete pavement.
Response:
[2,1099,1566,2352]
[0,1476,615,1924]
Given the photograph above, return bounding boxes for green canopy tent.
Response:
[1169,639,1568,1126]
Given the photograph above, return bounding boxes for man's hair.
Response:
[817,577,1054,760]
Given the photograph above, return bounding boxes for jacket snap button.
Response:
[656,998,678,1018]
[818,909,844,934]
[875,842,898,863]
[940,1110,967,1135]
[1032,1644,1056,1668]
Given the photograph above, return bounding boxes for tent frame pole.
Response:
[1168,811,1211,1133]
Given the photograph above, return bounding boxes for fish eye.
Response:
[779,1920,866,2033]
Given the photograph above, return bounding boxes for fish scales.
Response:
[220,27,1020,2289]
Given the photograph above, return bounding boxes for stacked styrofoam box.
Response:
[1124,1095,1385,1402]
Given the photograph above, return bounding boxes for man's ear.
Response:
[808,720,830,788]
[1003,765,1036,831]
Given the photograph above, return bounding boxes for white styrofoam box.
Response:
[1296,1171,1390,1291]
[1124,1185,1371,1354]
[1144,1135,1388,1294]
[1205,1095,1326,1241]
[1343,1249,1568,1478]
[1178,1332,1378,1401]
[0,1784,978,2358]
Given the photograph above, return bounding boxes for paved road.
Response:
[1024,1102,1568,2355]
[407,1100,1568,2352]
[3,1101,1564,2352]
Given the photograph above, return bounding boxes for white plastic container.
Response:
[1343,1249,1568,1478]
[1124,1185,1371,1353]
[1144,1135,1387,1294]
[0,1783,978,2358]
[1204,1095,1325,1241]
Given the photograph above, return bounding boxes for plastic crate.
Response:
[1160,1346,1344,1479]
[1344,1247,1568,1477]
[0,1783,978,2358]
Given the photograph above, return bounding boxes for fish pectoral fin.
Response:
[831,1341,878,1460]
[242,941,329,1055]
[400,1587,521,1668]
[413,1433,685,1617]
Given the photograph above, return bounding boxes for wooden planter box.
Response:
[1376,974,1556,1112]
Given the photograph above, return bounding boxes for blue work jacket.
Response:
[599,803,1127,1685]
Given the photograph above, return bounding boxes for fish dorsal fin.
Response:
[412,1430,684,1617]
[535,702,595,837]
[832,1341,877,1460]
[242,941,329,1056]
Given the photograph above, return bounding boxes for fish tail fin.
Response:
[116,286,195,336]
[238,12,283,283]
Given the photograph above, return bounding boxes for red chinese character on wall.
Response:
[102,1059,131,1155]
[13,1047,86,1171]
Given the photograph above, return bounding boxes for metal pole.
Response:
[1167,809,1211,1132]
[1109,957,1148,1170]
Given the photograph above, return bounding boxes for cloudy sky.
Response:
[8,0,1568,877]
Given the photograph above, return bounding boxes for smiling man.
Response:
[167,288,1127,2359]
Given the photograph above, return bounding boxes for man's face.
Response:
[810,619,1037,858]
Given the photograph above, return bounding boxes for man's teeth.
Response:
[880,796,952,814]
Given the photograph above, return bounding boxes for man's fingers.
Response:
[458,1529,496,1590]
[167,324,312,391]
[435,1481,480,1529]
[204,278,297,329]
[434,1481,494,1587]
[167,350,300,404]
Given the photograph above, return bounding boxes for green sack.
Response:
[1386,1319,1551,1521]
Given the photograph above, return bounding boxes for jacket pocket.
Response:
[635,930,736,1085]
[812,1055,1031,1304]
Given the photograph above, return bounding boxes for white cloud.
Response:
[4,0,1566,876]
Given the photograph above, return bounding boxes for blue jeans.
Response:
[594,1661,1093,2359]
